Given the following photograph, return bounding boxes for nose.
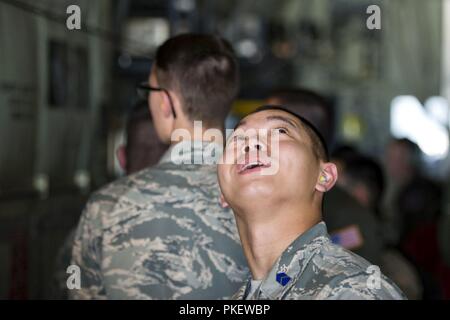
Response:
[242,136,266,154]
[243,143,263,153]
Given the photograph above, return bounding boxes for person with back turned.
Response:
[71,34,248,299]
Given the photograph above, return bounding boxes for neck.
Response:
[234,201,321,280]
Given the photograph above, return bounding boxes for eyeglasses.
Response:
[136,82,177,118]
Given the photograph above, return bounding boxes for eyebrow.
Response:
[234,114,299,131]
[265,115,299,129]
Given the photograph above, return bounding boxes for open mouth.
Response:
[237,161,271,174]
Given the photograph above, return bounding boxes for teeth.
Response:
[243,162,262,171]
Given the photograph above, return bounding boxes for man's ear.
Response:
[315,162,338,193]
[161,90,179,119]
[219,193,229,208]
[116,145,127,171]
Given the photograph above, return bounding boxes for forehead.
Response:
[236,109,303,131]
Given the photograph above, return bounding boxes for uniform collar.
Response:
[158,140,223,165]
[235,221,330,300]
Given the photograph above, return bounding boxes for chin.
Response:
[234,181,275,201]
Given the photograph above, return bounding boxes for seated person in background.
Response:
[335,152,422,299]
[217,105,405,300]
[267,89,383,265]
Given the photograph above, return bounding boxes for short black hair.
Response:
[245,105,329,162]
[155,33,239,128]
[268,88,334,145]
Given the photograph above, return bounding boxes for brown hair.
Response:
[155,33,239,128]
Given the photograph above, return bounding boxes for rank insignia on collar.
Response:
[276,272,291,286]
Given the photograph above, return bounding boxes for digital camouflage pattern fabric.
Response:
[70,142,249,299]
[233,222,406,300]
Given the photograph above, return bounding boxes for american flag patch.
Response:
[330,225,364,250]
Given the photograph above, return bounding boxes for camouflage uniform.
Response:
[70,141,249,299]
[233,222,406,300]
